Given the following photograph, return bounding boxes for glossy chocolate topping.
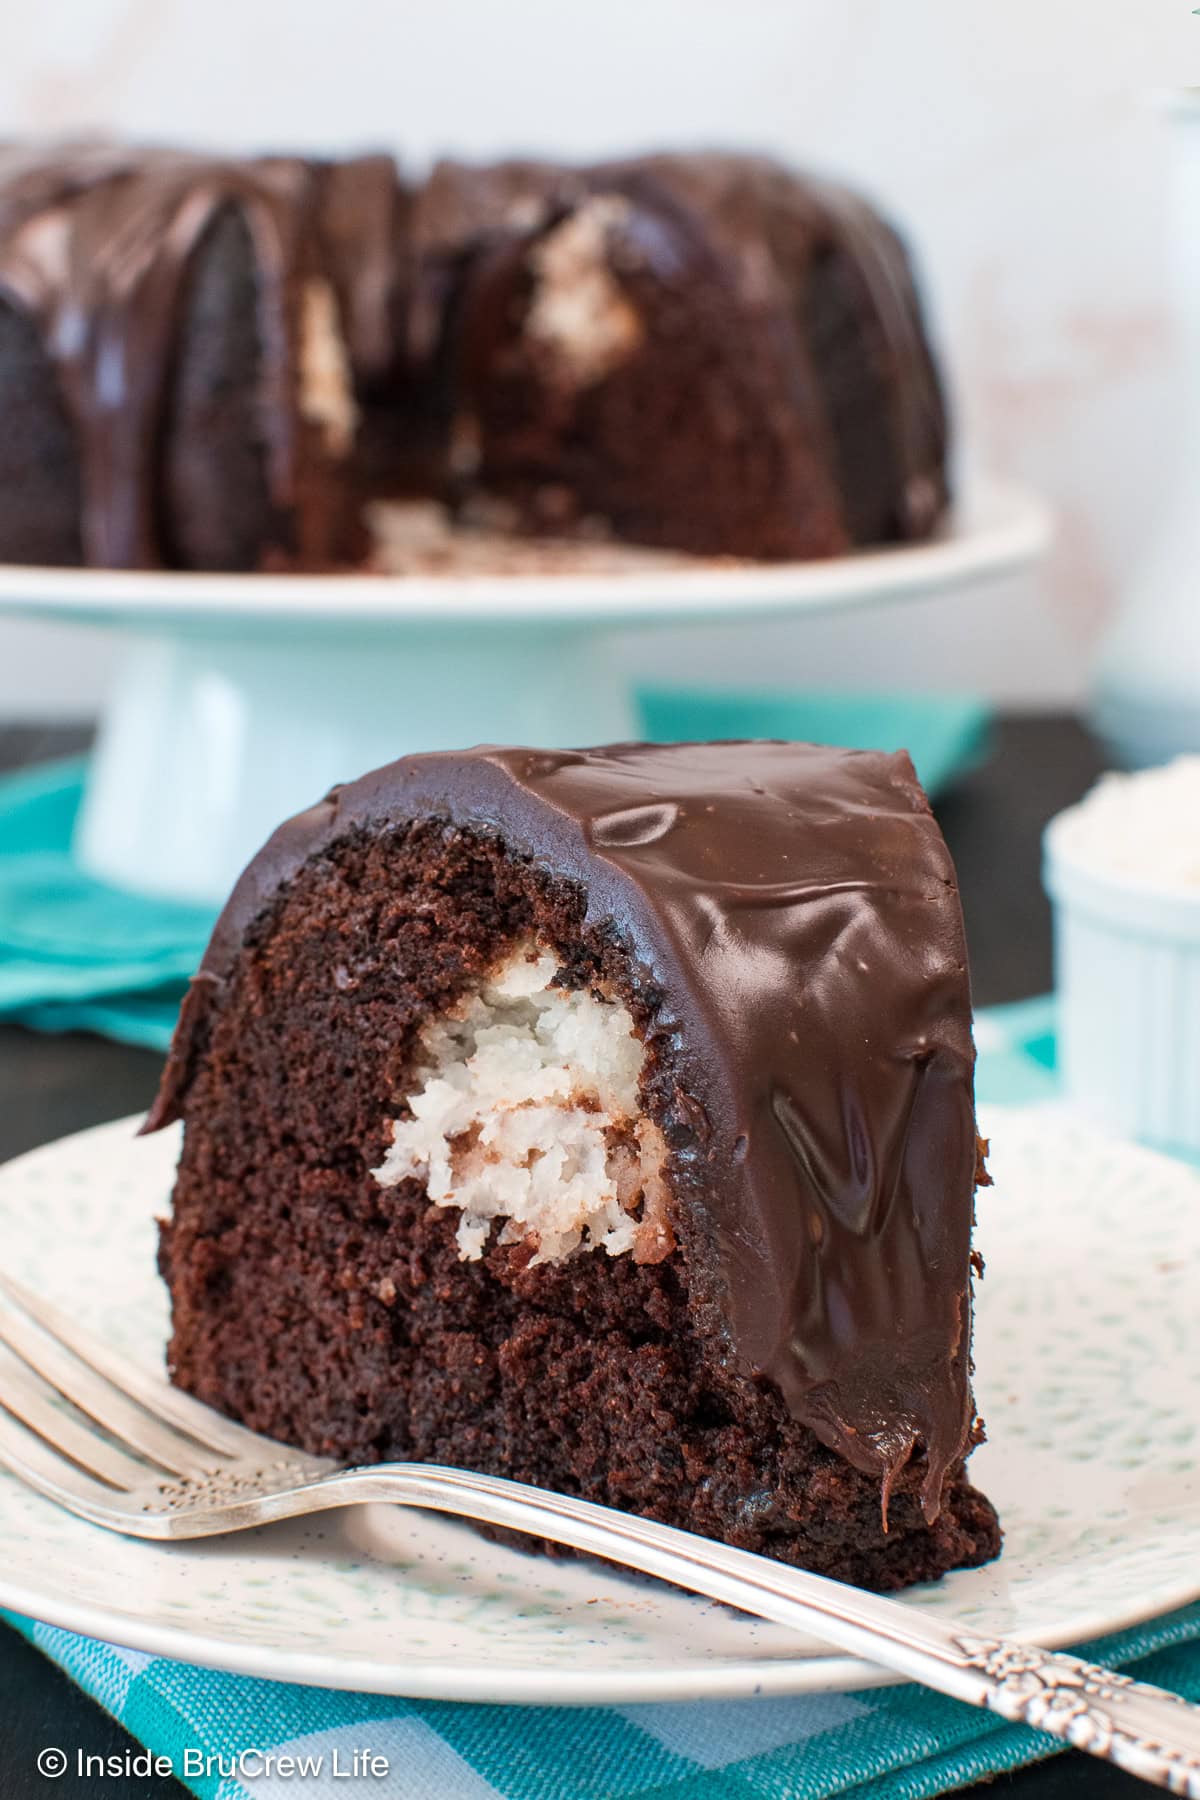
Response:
[313,153,410,385]
[0,144,316,567]
[148,741,979,1519]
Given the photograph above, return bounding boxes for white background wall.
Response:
[1,0,1198,716]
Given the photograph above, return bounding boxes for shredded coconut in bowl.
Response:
[1054,756,1200,891]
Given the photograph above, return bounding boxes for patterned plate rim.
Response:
[0,1102,1196,1703]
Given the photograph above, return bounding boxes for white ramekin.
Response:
[1044,808,1200,1158]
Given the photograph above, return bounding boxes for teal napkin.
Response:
[0,756,212,1050]
[0,692,987,1053]
[7,1002,1200,1800]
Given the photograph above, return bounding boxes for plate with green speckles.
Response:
[0,1102,1197,1702]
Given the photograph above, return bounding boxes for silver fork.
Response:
[0,1271,1197,1797]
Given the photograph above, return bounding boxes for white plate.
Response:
[0,481,1047,633]
[4,1101,1194,1705]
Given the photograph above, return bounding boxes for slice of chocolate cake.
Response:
[147,741,1000,1590]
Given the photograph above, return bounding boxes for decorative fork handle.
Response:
[295,1464,1200,1794]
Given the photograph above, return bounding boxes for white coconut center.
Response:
[299,278,358,458]
[525,196,645,388]
[372,945,672,1265]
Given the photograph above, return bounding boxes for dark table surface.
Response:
[0,716,1161,1798]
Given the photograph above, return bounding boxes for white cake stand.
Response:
[0,478,1049,904]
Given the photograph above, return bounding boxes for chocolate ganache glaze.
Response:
[0,145,318,567]
[147,741,980,1520]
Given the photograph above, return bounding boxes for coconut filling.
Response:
[372,945,674,1267]
[299,278,358,458]
[524,196,646,388]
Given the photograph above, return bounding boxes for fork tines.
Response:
[0,1269,264,1501]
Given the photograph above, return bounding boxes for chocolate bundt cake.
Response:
[147,741,1000,1590]
[0,144,949,571]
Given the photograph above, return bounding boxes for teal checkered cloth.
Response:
[4,1599,1200,1800]
[7,742,1200,1798]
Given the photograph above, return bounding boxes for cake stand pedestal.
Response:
[0,477,1050,905]
[77,625,634,902]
